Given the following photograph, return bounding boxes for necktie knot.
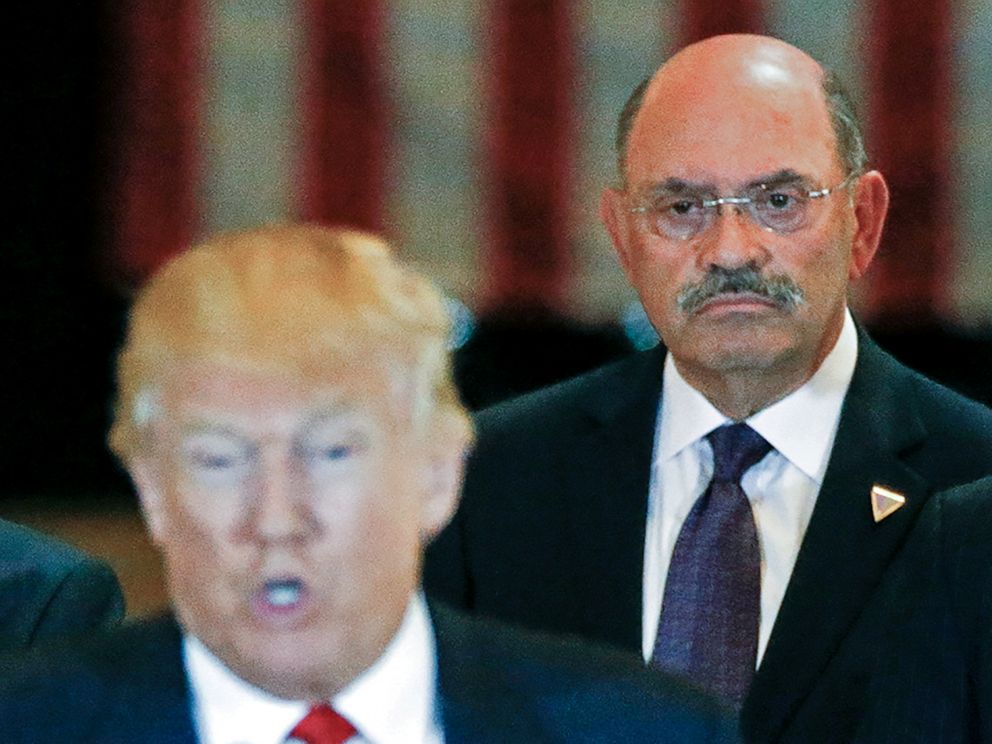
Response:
[286,704,356,744]
[707,423,771,485]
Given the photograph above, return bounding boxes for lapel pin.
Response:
[871,484,906,523]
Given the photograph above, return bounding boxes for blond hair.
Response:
[109,223,470,463]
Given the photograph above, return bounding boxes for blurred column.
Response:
[482,0,575,312]
[104,1,202,288]
[298,0,388,232]
[865,0,953,324]
[681,0,765,45]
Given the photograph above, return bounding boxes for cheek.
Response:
[628,249,686,303]
[794,237,853,300]
[310,462,425,564]
[159,515,240,625]
[158,492,243,577]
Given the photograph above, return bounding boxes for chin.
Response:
[238,643,337,700]
[681,329,796,372]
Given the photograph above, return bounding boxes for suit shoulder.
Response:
[0,615,177,683]
[432,604,737,741]
[910,369,992,426]
[0,518,124,649]
[857,340,992,464]
[873,343,992,434]
[0,617,190,742]
[935,475,992,514]
[0,518,95,570]
[930,477,992,557]
[906,372,992,472]
[475,348,664,438]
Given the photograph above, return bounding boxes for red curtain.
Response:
[866,0,953,323]
[298,0,388,233]
[105,0,202,288]
[481,0,575,312]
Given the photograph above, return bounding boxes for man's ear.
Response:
[130,457,168,544]
[848,170,890,281]
[600,187,635,276]
[419,416,470,542]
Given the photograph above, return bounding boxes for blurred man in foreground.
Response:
[0,224,735,743]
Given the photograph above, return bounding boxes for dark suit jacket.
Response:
[0,602,738,743]
[854,478,992,744]
[0,518,124,652]
[424,332,992,742]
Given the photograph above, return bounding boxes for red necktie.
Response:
[286,704,357,744]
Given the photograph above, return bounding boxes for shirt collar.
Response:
[184,634,306,744]
[659,309,858,484]
[184,592,439,744]
[334,591,439,744]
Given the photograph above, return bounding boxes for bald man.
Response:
[425,34,992,742]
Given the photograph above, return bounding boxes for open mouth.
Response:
[250,577,311,623]
[265,579,303,607]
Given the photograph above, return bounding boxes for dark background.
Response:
[5,4,131,496]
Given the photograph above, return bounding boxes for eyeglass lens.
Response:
[639,183,821,240]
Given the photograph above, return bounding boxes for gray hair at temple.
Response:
[613,66,869,184]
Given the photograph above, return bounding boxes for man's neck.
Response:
[684,366,813,421]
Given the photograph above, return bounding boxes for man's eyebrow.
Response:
[640,170,812,196]
[744,169,809,189]
[300,403,369,430]
[180,421,245,440]
[642,178,718,196]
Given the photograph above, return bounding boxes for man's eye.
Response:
[302,438,365,466]
[761,189,803,210]
[316,444,353,461]
[670,199,697,215]
[657,198,702,216]
[190,450,242,470]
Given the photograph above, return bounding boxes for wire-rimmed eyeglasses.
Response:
[627,171,861,241]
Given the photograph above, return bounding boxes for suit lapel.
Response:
[558,347,666,652]
[743,336,933,741]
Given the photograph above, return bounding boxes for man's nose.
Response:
[249,456,311,542]
[694,205,772,272]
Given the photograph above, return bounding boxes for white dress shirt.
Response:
[185,592,444,744]
[641,310,858,664]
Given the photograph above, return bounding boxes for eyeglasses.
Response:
[627,172,860,241]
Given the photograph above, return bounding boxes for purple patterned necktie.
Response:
[651,423,771,707]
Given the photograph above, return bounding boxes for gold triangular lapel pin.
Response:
[871,484,906,523]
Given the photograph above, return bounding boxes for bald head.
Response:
[615,35,866,183]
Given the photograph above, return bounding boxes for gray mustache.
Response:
[676,264,806,315]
